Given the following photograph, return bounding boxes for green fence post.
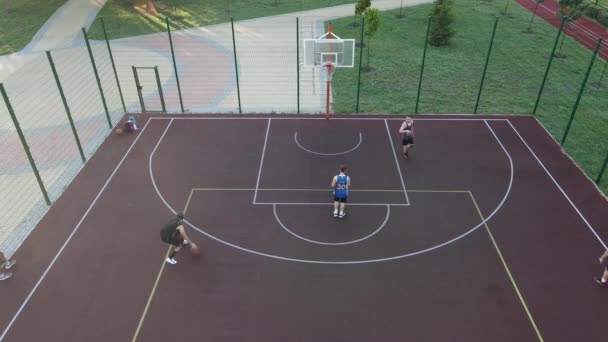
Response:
[231,18,242,113]
[561,38,602,146]
[166,17,185,113]
[474,17,499,114]
[355,16,365,113]
[154,66,167,112]
[503,0,511,15]
[0,83,51,206]
[132,66,146,112]
[533,17,566,115]
[297,17,300,114]
[596,60,607,86]
[82,28,112,128]
[415,16,431,114]
[596,151,608,184]
[100,17,126,112]
[47,51,86,163]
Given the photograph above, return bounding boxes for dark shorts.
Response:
[334,196,347,203]
[162,233,184,247]
[402,135,414,146]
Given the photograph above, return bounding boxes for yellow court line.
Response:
[183,188,196,213]
[468,192,544,342]
[191,188,469,193]
[131,189,195,342]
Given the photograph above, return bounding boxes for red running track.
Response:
[515,0,608,60]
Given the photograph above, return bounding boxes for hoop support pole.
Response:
[326,22,333,120]
[326,67,331,119]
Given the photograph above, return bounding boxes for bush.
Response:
[583,3,608,28]
[584,4,602,19]
[429,0,455,46]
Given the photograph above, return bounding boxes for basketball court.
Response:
[0,113,606,341]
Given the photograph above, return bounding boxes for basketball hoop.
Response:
[302,25,355,118]
[322,62,336,81]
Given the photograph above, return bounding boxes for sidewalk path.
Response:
[0,0,108,81]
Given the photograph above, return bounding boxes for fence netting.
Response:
[1,0,608,255]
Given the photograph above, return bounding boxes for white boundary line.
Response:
[147,117,512,121]
[384,119,410,205]
[294,131,363,156]
[273,204,391,246]
[252,119,271,205]
[0,119,155,342]
[506,120,607,250]
[257,202,408,206]
[191,188,420,192]
[149,118,514,264]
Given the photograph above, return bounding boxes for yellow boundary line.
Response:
[131,189,196,342]
[467,191,543,342]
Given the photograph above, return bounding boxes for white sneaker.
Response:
[0,272,12,280]
[333,211,338,218]
[339,212,346,218]
[4,260,15,270]
[165,257,177,265]
[182,240,189,245]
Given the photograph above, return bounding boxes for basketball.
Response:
[191,245,200,256]
[115,127,124,135]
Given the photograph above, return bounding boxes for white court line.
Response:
[190,188,468,193]
[257,202,409,206]
[273,204,391,246]
[192,188,427,192]
[506,120,607,250]
[7,115,602,338]
[149,119,514,264]
[253,119,271,205]
[384,119,410,205]
[148,116,512,121]
[0,119,155,342]
[294,131,363,156]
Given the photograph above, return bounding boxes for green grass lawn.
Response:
[329,0,608,193]
[87,0,355,39]
[0,0,68,55]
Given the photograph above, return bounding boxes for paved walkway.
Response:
[0,0,108,81]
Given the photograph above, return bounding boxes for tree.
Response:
[146,0,158,15]
[557,0,588,21]
[527,0,545,33]
[352,0,371,27]
[364,8,381,71]
[429,0,455,47]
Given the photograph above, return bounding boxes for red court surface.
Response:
[0,114,606,341]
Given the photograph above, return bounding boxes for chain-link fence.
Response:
[1,0,608,255]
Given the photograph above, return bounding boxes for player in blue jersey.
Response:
[331,165,351,218]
